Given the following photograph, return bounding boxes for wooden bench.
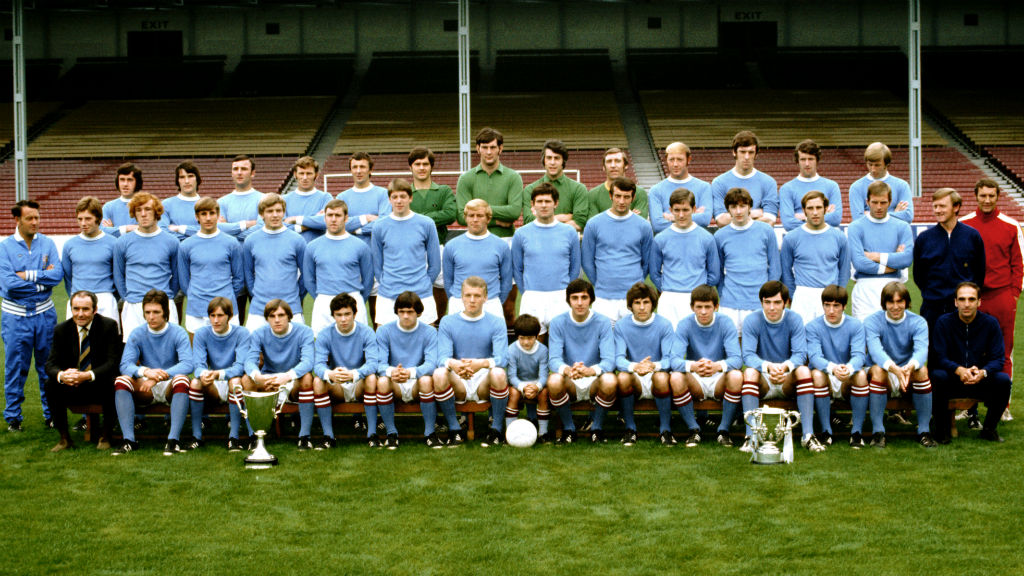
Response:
[69,397,978,443]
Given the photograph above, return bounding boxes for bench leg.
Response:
[85,414,100,443]
[950,412,958,438]
[465,413,475,441]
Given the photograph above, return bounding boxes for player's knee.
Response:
[794,366,811,380]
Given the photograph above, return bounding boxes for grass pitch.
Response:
[1,283,1023,575]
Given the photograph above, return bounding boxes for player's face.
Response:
[15,206,39,238]
[761,293,786,323]
[884,293,907,321]
[267,307,290,335]
[543,149,564,178]
[324,206,347,235]
[531,194,556,222]
[976,186,999,214]
[867,194,891,219]
[603,152,626,179]
[610,187,633,217]
[476,139,502,168]
[117,173,136,198]
[733,145,757,173]
[332,306,356,333]
[410,157,433,183]
[294,166,317,192]
[866,159,887,180]
[70,295,96,328]
[209,307,230,334]
[77,211,100,237]
[568,291,591,320]
[231,160,253,190]
[797,152,818,179]
[134,200,158,230]
[630,296,653,323]
[822,300,845,325]
[350,159,371,188]
[692,300,716,326]
[143,302,167,330]
[389,190,411,216]
[177,169,198,196]
[804,197,826,228]
[461,284,487,317]
[931,194,957,226]
[666,151,689,179]
[671,202,693,228]
[197,209,219,234]
[727,202,750,225]
[261,203,285,230]
[955,286,980,323]
[465,208,489,236]
[517,335,537,350]
[396,307,419,330]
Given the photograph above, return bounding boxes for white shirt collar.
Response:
[570,311,593,326]
[397,319,420,333]
[729,219,754,231]
[666,175,693,184]
[79,230,106,241]
[197,229,221,239]
[465,231,490,240]
[516,340,539,355]
[801,223,830,235]
[134,228,161,238]
[866,213,890,224]
[325,231,351,240]
[390,212,414,221]
[731,167,759,180]
[796,174,820,183]
[272,324,294,338]
[670,222,698,233]
[606,210,631,221]
[262,226,286,234]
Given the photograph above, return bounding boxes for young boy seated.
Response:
[505,314,551,443]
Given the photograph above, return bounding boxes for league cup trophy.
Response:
[239,390,284,469]
[743,407,801,465]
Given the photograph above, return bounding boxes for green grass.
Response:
[2,280,1023,575]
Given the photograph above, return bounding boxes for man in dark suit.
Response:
[45,290,121,451]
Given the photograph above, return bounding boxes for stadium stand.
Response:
[227,54,355,97]
[363,51,480,95]
[494,49,613,92]
[24,96,333,158]
[57,56,226,101]
[0,59,63,101]
[0,101,61,150]
[333,91,628,154]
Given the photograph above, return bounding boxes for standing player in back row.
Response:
[848,142,913,223]
[712,131,778,226]
[522,139,588,232]
[587,148,648,223]
[102,162,142,237]
[372,179,442,327]
[339,152,391,246]
[582,177,653,326]
[779,139,842,231]
[242,193,306,330]
[713,188,781,335]
[282,156,333,243]
[160,161,203,241]
[511,182,582,338]
[780,190,850,323]
[648,141,712,234]
[649,188,720,328]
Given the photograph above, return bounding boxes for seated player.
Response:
[929,282,1011,443]
[303,199,373,332]
[614,283,680,447]
[313,293,380,450]
[547,278,617,444]
[242,299,316,450]
[649,188,721,328]
[864,281,936,448]
[674,284,744,448]
[741,281,818,453]
[190,297,251,451]
[435,276,510,447]
[505,314,551,443]
[376,291,442,449]
[805,285,869,448]
[112,289,194,456]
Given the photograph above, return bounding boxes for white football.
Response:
[505,419,538,448]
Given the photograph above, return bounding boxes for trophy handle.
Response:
[743,410,760,430]
[785,410,801,429]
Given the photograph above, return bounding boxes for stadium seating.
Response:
[363,51,480,95]
[0,101,61,150]
[57,56,226,101]
[227,54,355,97]
[494,49,613,92]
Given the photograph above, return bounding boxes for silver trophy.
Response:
[239,390,284,469]
[743,407,801,465]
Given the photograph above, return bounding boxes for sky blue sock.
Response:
[316,396,334,439]
[115,389,135,443]
[676,401,698,432]
[869,391,887,434]
[298,401,314,437]
[378,394,397,435]
[741,394,759,437]
[850,393,868,434]
[189,396,204,440]
[437,397,460,431]
[815,395,832,434]
[913,389,932,434]
[555,397,574,431]
[420,395,437,436]
[228,401,241,439]
[593,401,608,430]
[364,395,378,438]
[654,394,672,433]
[796,392,815,438]
[620,393,636,431]
[490,390,509,432]
[719,396,739,433]
[168,392,188,441]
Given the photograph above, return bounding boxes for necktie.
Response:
[79,327,91,371]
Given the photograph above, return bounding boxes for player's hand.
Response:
[139,380,155,394]
[334,369,354,384]
[523,383,538,398]
[694,206,706,214]
[750,208,764,218]
[826,205,836,213]
[662,212,673,222]
[635,357,654,376]
[199,371,216,385]
[365,214,378,223]
[833,365,850,379]
[15,271,27,280]
[895,201,909,212]
[392,364,408,383]
[555,214,573,223]
[796,213,807,221]
[895,244,905,253]
[864,251,881,263]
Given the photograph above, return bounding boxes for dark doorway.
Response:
[127,30,183,60]
[718,21,777,60]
